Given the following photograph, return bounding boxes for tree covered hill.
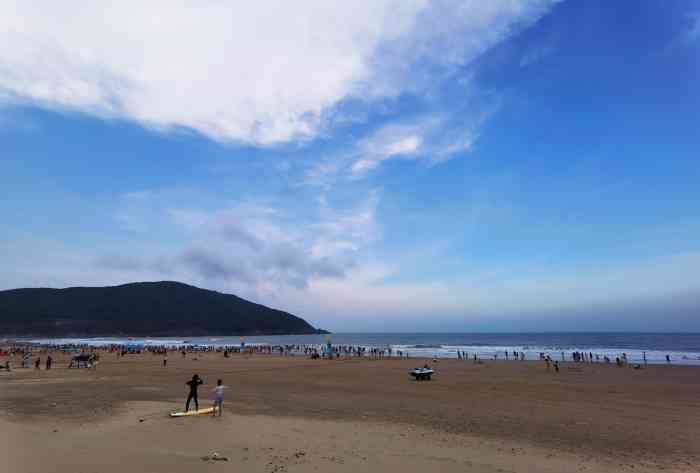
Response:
[0,281,325,337]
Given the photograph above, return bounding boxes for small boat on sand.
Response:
[410,367,434,381]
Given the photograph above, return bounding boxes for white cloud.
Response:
[0,0,557,145]
[352,123,426,176]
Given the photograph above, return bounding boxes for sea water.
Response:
[23,332,700,365]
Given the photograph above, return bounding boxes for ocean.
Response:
[24,332,700,365]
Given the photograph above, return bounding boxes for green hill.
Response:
[0,281,325,337]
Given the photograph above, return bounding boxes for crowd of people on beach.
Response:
[0,341,687,371]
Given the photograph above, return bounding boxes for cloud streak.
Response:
[304,110,490,186]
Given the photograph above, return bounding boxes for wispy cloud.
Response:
[305,109,490,185]
[125,192,383,295]
[351,122,427,176]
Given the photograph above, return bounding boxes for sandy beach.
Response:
[1,351,699,472]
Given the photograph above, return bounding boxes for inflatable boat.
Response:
[410,367,434,381]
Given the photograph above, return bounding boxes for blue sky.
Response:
[1,0,699,331]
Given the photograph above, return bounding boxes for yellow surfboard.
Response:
[170,407,215,417]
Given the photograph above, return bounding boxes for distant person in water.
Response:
[185,374,204,412]
[666,354,670,363]
[212,379,225,417]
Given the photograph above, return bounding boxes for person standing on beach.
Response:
[212,379,225,417]
[46,355,52,370]
[185,374,204,412]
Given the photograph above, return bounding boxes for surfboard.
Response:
[169,407,215,417]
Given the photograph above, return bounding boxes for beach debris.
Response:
[201,451,229,462]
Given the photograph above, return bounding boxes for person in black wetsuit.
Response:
[185,374,204,412]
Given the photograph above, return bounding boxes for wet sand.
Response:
[1,351,699,472]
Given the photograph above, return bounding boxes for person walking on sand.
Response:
[46,355,52,370]
[185,374,204,412]
[212,379,225,417]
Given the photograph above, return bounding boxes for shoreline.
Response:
[6,334,700,365]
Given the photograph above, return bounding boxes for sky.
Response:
[1,0,699,332]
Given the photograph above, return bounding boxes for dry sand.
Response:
[1,351,699,472]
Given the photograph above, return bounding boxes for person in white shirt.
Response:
[212,379,225,417]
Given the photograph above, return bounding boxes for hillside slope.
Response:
[0,281,323,336]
